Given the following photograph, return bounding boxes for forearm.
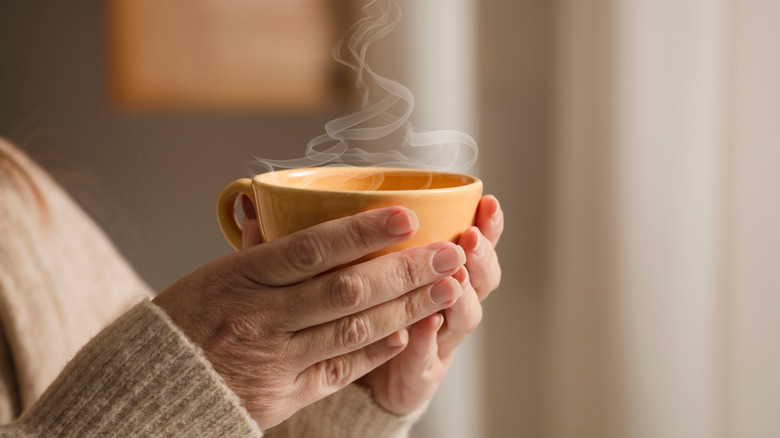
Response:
[0,300,261,438]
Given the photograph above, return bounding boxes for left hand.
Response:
[239,194,504,416]
[357,195,503,414]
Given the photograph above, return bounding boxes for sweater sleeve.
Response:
[0,300,262,438]
[265,384,426,438]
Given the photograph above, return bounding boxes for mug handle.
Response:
[216,178,255,251]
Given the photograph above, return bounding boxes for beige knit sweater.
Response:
[0,138,421,437]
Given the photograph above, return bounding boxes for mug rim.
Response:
[252,166,481,195]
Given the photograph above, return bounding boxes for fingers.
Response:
[238,207,419,286]
[295,329,409,396]
[278,241,465,330]
[356,314,447,416]
[401,313,444,375]
[290,267,465,366]
[369,314,445,415]
[475,195,504,247]
[437,269,483,359]
[458,226,502,300]
[242,218,263,249]
[240,195,263,248]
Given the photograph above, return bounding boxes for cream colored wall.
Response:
[543,0,780,437]
[731,1,780,435]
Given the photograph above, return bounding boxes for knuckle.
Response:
[329,271,365,310]
[338,314,371,349]
[322,359,352,388]
[287,231,325,270]
[219,313,264,346]
[396,252,425,288]
[346,216,377,249]
[401,292,422,324]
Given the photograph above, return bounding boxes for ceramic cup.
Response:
[216,167,483,259]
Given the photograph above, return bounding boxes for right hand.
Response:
[152,207,465,429]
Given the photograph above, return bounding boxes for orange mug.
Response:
[216,167,483,259]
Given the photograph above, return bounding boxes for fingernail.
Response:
[490,206,502,226]
[430,277,463,304]
[473,231,487,256]
[386,329,409,347]
[453,266,468,286]
[241,195,257,220]
[385,209,419,236]
[433,313,445,332]
[432,245,466,273]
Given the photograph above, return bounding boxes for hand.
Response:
[152,206,466,429]
[358,195,504,415]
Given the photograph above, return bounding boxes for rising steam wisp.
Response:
[254,0,478,174]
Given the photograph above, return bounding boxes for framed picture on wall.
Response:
[108,0,351,111]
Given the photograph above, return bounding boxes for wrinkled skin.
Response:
[153,196,503,429]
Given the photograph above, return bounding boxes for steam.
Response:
[255,0,478,173]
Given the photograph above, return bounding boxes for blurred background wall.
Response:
[1,1,779,438]
[0,1,348,291]
[549,1,780,437]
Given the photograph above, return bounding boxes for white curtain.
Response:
[375,0,780,436]
[548,0,780,437]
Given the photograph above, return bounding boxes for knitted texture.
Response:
[265,384,425,438]
[0,138,153,412]
[4,301,262,438]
